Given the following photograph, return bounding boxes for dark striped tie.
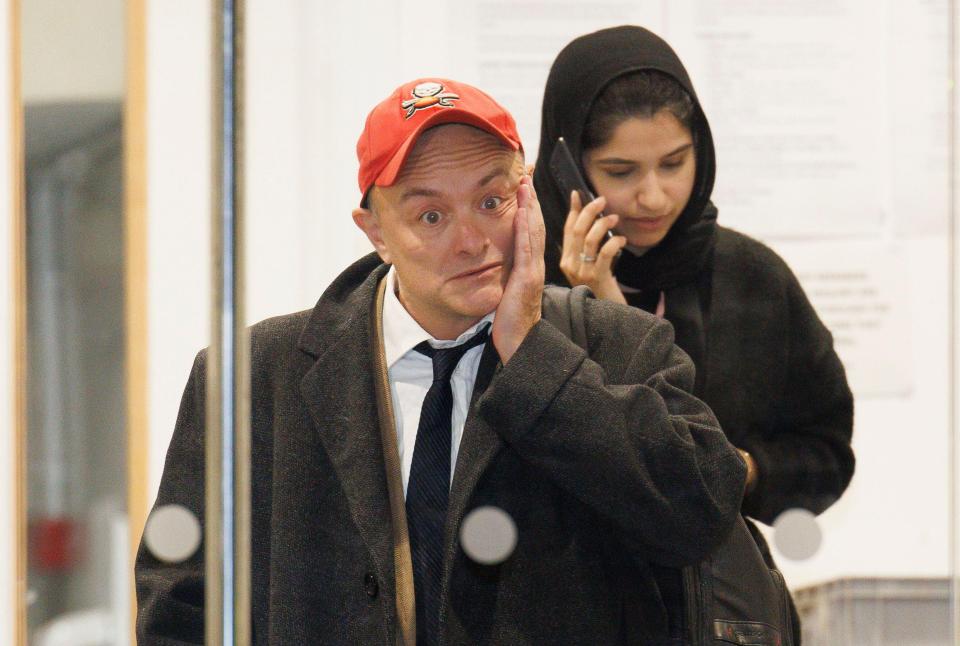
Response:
[406,326,490,646]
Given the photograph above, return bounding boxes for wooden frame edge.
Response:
[9,0,26,642]
[8,2,149,641]
[124,0,148,639]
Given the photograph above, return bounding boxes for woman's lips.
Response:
[622,215,668,231]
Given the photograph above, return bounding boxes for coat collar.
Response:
[296,252,387,359]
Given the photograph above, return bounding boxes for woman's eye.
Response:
[481,196,503,210]
[419,210,443,225]
[661,158,685,171]
[605,169,632,178]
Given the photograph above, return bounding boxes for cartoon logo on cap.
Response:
[402,82,460,119]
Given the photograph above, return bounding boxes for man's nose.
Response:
[453,215,488,256]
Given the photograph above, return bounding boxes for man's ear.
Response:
[352,205,392,264]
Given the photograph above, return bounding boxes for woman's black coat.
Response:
[532,25,854,526]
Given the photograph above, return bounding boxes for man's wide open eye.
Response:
[419,210,443,225]
[481,196,503,210]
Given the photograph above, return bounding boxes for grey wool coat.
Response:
[136,253,747,645]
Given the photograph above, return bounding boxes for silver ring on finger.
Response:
[579,252,597,263]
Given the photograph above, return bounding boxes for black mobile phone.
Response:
[548,137,613,241]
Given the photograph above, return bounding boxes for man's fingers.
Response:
[527,186,546,264]
[494,178,545,364]
[510,178,545,286]
[514,194,532,266]
[517,179,529,211]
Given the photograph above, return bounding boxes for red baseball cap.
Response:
[357,78,522,202]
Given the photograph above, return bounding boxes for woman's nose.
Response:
[634,174,669,214]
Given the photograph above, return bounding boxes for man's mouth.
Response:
[451,262,502,281]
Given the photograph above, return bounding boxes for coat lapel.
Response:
[370,275,417,646]
[297,256,397,631]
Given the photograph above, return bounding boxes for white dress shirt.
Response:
[381,267,495,497]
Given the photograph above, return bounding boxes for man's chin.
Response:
[452,287,502,321]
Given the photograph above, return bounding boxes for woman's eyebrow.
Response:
[663,143,694,157]
[595,143,694,164]
[594,157,637,165]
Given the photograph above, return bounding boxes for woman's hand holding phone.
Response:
[559,190,628,304]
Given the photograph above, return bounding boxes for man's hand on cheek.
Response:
[492,174,545,364]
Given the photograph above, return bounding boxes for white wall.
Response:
[144,0,958,595]
[20,0,123,103]
[954,55,960,632]
[768,238,953,586]
[1,0,18,640]
[145,0,212,499]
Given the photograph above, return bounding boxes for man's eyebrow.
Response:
[398,168,513,202]
[399,187,442,203]
[595,143,694,164]
[477,168,511,188]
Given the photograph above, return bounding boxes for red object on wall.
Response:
[29,517,81,572]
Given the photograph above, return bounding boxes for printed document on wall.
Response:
[773,240,912,398]
[446,1,666,159]
[664,0,889,240]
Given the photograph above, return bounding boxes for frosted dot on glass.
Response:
[460,506,517,565]
[773,508,822,561]
[144,504,202,563]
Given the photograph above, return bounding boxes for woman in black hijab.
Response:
[534,24,854,636]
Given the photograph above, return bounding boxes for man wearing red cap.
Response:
[137,78,746,645]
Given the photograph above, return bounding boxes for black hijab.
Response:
[533,25,718,293]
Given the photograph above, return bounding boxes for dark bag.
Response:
[541,285,795,646]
